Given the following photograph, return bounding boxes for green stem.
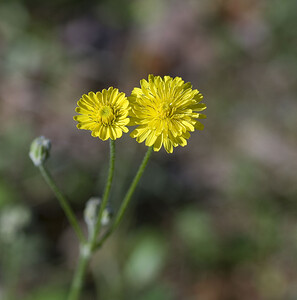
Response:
[95,146,153,250]
[91,140,115,247]
[38,164,85,244]
[67,244,91,300]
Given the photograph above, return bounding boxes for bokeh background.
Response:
[1,0,297,299]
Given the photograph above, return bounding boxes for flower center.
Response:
[158,103,174,119]
[99,106,114,124]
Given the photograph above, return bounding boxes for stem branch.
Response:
[67,144,152,300]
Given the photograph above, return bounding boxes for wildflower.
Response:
[74,88,130,141]
[129,75,206,153]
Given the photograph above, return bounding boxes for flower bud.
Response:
[84,197,113,237]
[84,197,101,234]
[29,136,51,166]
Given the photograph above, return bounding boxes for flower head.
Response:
[74,87,130,141]
[129,75,206,153]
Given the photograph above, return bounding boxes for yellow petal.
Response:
[99,126,109,140]
[181,120,195,132]
[77,101,94,111]
[191,103,206,111]
[75,107,91,115]
[137,129,151,143]
[73,115,90,122]
[81,94,95,106]
[77,122,96,130]
[197,113,207,119]
[176,135,187,147]
[153,134,163,152]
[121,126,129,134]
[194,121,204,130]
[88,92,99,104]
[163,139,173,153]
[145,131,158,147]
[95,92,103,104]
[115,127,124,138]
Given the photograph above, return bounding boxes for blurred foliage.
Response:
[1,0,297,299]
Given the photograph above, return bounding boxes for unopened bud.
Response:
[84,197,113,237]
[84,197,101,233]
[29,136,51,166]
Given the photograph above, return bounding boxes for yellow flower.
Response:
[129,75,206,153]
[74,87,130,141]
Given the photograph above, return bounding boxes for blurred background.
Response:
[0,0,297,299]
